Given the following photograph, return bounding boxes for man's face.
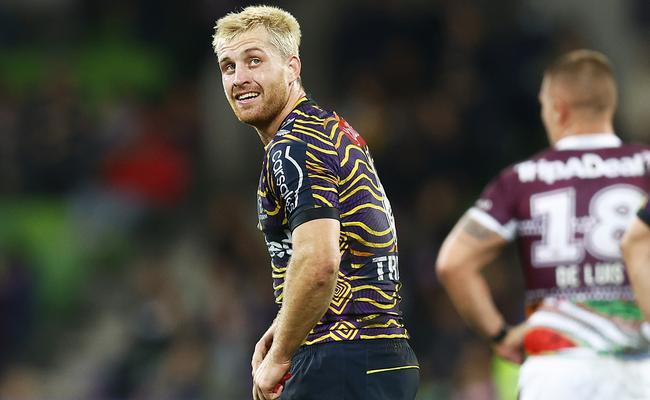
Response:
[217,27,292,128]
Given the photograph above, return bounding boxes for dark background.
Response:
[1,0,649,398]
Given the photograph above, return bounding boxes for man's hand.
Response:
[492,323,528,364]
[252,324,276,377]
[252,349,291,400]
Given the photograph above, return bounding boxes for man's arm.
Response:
[253,218,340,399]
[621,217,650,321]
[270,218,340,358]
[436,212,525,363]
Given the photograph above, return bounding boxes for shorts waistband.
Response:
[294,338,410,358]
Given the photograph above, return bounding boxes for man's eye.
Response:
[251,58,261,65]
[223,63,235,72]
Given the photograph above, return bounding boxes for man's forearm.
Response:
[270,254,338,361]
[436,213,509,339]
[623,239,650,321]
[630,263,650,321]
[622,219,650,322]
[441,268,505,339]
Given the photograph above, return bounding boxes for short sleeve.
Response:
[467,168,519,241]
[267,138,339,230]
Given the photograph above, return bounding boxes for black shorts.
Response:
[281,339,419,400]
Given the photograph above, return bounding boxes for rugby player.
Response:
[436,49,650,399]
[212,6,418,400]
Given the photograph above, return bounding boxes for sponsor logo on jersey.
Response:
[515,152,650,184]
[257,195,267,223]
[265,230,293,259]
[338,116,366,147]
[271,147,301,213]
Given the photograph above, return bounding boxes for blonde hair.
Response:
[544,49,618,114]
[212,5,301,59]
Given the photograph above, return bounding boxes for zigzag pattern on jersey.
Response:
[293,113,397,257]
[285,110,398,258]
[259,99,407,345]
[292,106,405,342]
[262,134,396,253]
[304,315,409,345]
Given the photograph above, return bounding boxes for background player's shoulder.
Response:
[621,141,650,153]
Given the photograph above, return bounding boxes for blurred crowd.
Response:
[1,0,649,399]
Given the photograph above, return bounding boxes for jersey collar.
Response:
[554,133,621,151]
[277,96,310,130]
[264,96,311,151]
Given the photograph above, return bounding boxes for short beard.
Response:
[236,83,289,130]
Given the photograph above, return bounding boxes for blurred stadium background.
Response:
[0,0,649,399]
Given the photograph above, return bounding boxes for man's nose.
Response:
[233,65,251,86]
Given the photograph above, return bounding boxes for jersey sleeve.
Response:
[267,136,339,230]
[467,167,519,241]
[637,195,650,226]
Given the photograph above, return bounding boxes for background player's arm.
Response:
[436,212,525,363]
[621,217,650,321]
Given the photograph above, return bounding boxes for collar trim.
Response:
[554,133,621,150]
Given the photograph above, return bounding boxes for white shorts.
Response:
[519,350,650,400]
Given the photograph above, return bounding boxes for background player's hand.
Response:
[252,324,276,377]
[252,349,291,400]
[492,322,528,364]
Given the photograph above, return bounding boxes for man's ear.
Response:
[553,97,571,127]
[288,55,301,83]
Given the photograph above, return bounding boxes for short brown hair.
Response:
[212,5,301,59]
[544,49,617,114]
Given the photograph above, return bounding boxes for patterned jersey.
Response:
[470,134,650,354]
[257,97,408,345]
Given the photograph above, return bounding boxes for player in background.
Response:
[436,49,650,399]
[212,5,418,400]
[621,200,650,322]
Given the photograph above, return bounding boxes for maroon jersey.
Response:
[471,134,650,353]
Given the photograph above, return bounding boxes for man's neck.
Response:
[554,120,615,144]
[256,86,306,146]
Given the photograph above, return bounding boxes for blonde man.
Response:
[213,6,418,400]
[436,50,650,399]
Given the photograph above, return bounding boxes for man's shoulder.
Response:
[271,101,340,152]
[619,141,650,153]
[289,99,336,129]
[298,98,335,118]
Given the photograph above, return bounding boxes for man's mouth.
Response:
[235,92,260,102]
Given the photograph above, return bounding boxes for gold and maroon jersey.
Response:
[257,97,408,345]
